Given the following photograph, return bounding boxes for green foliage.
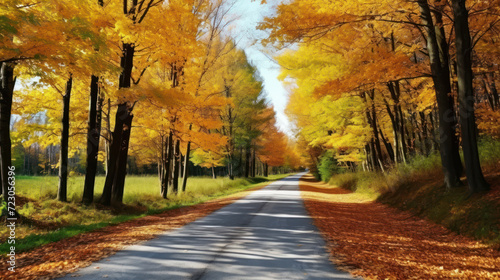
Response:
[478,136,500,165]
[0,15,18,34]
[329,171,384,200]
[317,150,342,182]
[402,152,442,173]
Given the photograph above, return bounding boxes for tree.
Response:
[451,0,489,193]
[416,0,463,189]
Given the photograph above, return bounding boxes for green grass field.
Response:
[15,175,278,205]
[1,173,292,253]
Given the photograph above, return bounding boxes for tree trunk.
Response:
[368,90,385,167]
[484,73,499,110]
[101,42,135,205]
[363,91,383,170]
[105,98,111,175]
[0,62,15,201]
[171,139,180,194]
[419,112,430,156]
[251,148,256,177]
[227,158,233,180]
[83,75,101,204]
[384,96,400,163]
[212,165,217,179]
[181,141,190,192]
[396,105,407,163]
[58,76,72,202]
[379,128,395,163]
[244,147,250,178]
[111,113,133,205]
[452,0,489,193]
[418,0,463,189]
[264,162,268,177]
[161,132,172,198]
[100,103,127,205]
[179,154,183,178]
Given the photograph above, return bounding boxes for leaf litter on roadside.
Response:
[299,174,500,280]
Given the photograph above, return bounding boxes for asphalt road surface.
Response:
[61,173,357,280]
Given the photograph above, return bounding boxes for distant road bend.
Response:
[61,173,358,280]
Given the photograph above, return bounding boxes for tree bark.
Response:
[251,148,256,177]
[452,0,489,193]
[419,112,430,156]
[111,113,133,205]
[483,73,499,110]
[418,0,463,189]
[161,131,172,198]
[104,98,111,175]
[244,147,250,178]
[181,141,190,192]
[171,138,180,194]
[101,42,135,205]
[100,103,127,205]
[212,165,217,179]
[379,128,395,163]
[0,62,15,201]
[83,75,102,204]
[58,76,72,202]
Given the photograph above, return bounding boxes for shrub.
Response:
[478,136,500,165]
[318,150,342,182]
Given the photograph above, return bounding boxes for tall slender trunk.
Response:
[418,0,463,189]
[105,98,111,175]
[363,91,383,170]
[81,0,105,205]
[161,131,172,197]
[171,138,180,194]
[251,149,256,177]
[368,90,385,168]
[384,96,400,163]
[452,0,489,193]
[58,76,72,202]
[0,62,15,201]
[483,73,499,110]
[244,147,250,178]
[227,86,235,180]
[419,112,430,155]
[397,105,407,163]
[179,154,183,178]
[181,141,190,192]
[83,75,101,204]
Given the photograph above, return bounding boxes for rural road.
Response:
[60,173,357,280]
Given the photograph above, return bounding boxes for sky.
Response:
[229,0,294,137]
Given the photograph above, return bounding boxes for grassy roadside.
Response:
[327,140,500,247]
[0,174,292,254]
